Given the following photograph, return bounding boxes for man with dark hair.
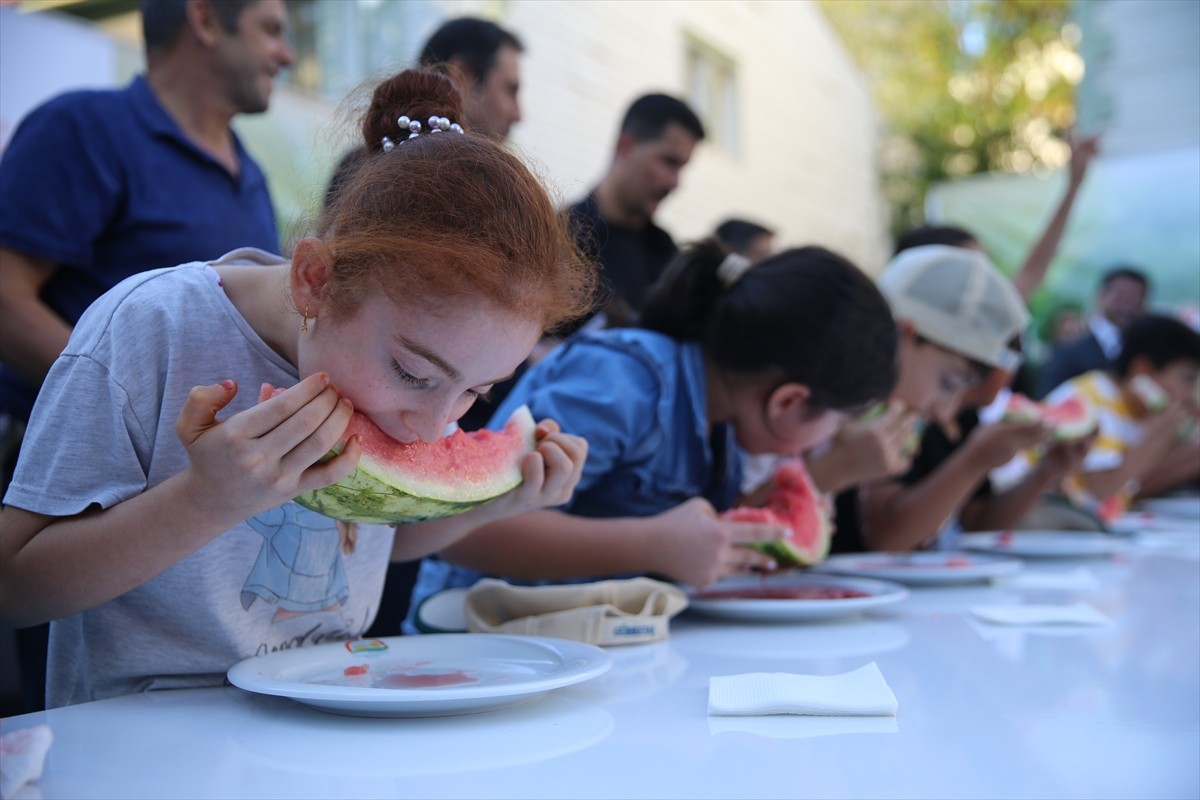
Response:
[1038,266,1151,397]
[456,94,703,432]
[568,93,705,329]
[418,17,523,140]
[0,0,292,712]
[714,218,775,263]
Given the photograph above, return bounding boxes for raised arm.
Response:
[1012,133,1100,302]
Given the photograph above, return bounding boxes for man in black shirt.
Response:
[567,93,705,329]
[460,94,704,430]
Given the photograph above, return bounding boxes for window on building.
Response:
[285,0,416,102]
[684,36,739,156]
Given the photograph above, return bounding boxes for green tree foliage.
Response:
[819,0,1084,237]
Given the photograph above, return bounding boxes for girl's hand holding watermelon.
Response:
[387,418,588,564]
[174,374,363,526]
[644,498,789,588]
[472,419,588,519]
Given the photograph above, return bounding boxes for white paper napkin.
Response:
[707,662,898,717]
[997,567,1101,591]
[969,601,1111,627]
[0,724,53,799]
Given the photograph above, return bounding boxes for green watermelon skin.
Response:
[256,384,536,525]
[720,460,832,568]
[294,470,479,525]
[745,540,812,569]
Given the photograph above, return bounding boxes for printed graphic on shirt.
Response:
[241,503,352,622]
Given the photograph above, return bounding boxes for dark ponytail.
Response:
[641,241,898,411]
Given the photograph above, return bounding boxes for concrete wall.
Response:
[502,0,891,272]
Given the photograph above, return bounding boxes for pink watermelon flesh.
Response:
[720,459,832,568]
[1040,396,1097,440]
[1003,393,1043,424]
[257,383,537,524]
[1003,393,1096,441]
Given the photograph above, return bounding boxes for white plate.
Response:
[227,634,612,718]
[685,574,907,622]
[1109,511,1200,534]
[1137,497,1200,520]
[812,552,1022,585]
[959,531,1128,558]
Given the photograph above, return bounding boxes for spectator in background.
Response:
[567,93,705,330]
[324,18,523,228]
[0,0,291,712]
[1038,266,1151,398]
[460,94,704,432]
[714,218,775,263]
[1049,306,1084,346]
[418,17,524,141]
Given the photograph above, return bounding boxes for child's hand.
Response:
[965,419,1050,470]
[838,401,922,480]
[1142,401,1190,446]
[174,373,360,521]
[647,498,789,588]
[1039,430,1097,479]
[474,418,587,520]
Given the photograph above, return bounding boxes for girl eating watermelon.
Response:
[0,68,596,708]
[405,239,900,624]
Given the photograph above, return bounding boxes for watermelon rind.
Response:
[296,405,537,525]
[746,534,829,569]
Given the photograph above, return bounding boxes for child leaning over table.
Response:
[825,245,1088,554]
[403,240,900,631]
[0,69,595,708]
[991,313,1200,523]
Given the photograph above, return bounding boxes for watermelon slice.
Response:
[720,459,833,568]
[1003,393,1097,441]
[258,384,537,524]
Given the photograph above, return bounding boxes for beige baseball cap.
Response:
[878,244,1029,370]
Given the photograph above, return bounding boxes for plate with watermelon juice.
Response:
[227,634,612,718]
[686,573,908,623]
[958,531,1129,558]
[812,551,1022,586]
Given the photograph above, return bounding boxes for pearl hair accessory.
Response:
[716,252,753,288]
[381,113,465,151]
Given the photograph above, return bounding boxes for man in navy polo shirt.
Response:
[0,0,292,442]
[0,0,292,711]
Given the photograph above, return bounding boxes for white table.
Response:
[4,542,1198,799]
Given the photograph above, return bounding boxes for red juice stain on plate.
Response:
[379,670,479,689]
[343,664,369,676]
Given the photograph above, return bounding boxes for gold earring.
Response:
[300,306,309,334]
